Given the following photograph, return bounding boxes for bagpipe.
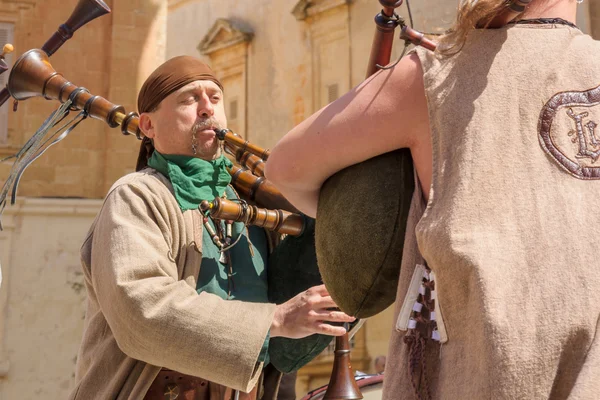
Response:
[0,0,531,398]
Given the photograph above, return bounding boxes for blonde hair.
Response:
[439,0,514,55]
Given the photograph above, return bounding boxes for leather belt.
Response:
[144,369,209,400]
[144,369,258,400]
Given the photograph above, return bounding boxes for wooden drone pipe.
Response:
[0,0,111,109]
[200,197,305,236]
[42,0,111,56]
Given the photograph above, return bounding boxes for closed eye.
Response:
[181,95,199,104]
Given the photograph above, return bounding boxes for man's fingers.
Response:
[309,310,356,323]
[307,284,329,296]
[314,323,348,336]
[309,295,337,310]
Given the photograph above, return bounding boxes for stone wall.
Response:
[0,198,102,399]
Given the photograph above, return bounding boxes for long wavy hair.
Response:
[439,0,517,55]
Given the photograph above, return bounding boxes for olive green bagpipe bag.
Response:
[266,149,413,371]
[315,149,414,319]
[267,217,334,374]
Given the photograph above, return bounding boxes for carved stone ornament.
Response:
[0,0,37,11]
[539,85,600,179]
[291,0,353,21]
[197,18,253,56]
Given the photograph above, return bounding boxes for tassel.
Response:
[0,100,74,230]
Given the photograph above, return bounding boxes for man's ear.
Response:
[139,113,155,138]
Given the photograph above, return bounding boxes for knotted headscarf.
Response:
[135,56,223,171]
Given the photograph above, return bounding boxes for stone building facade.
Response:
[0,0,596,398]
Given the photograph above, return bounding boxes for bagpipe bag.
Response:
[315,149,414,319]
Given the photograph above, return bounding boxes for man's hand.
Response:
[270,284,355,339]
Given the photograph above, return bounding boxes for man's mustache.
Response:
[192,118,222,134]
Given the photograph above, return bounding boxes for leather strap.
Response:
[144,369,258,400]
[145,369,210,400]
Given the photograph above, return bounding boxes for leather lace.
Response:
[508,18,579,30]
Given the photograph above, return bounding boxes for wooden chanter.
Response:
[323,328,363,400]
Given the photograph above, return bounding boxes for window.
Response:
[0,22,14,145]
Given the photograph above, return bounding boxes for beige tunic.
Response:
[384,24,600,399]
[69,168,276,400]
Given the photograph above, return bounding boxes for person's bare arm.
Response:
[265,53,428,217]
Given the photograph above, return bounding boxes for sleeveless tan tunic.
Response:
[383,24,600,399]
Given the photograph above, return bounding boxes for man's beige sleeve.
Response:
[90,183,276,392]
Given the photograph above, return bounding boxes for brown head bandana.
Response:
[135,56,223,171]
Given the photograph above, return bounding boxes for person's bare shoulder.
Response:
[359,51,428,150]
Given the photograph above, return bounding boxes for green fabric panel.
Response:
[196,185,270,362]
[196,186,269,302]
[147,151,232,211]
[267,217,335,373]
[148,156,270,363]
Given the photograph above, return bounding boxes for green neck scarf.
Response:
[148,151,233,211]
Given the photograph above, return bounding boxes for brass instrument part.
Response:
[1,44,14,59]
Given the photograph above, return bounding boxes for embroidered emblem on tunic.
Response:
[539,85,600,179]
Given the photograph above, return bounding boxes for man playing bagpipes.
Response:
[69,56,354,400]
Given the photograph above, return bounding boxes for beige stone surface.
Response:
[0,198,102,399]
[102,0,168,194]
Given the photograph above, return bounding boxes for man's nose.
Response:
[198,93,214,117]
